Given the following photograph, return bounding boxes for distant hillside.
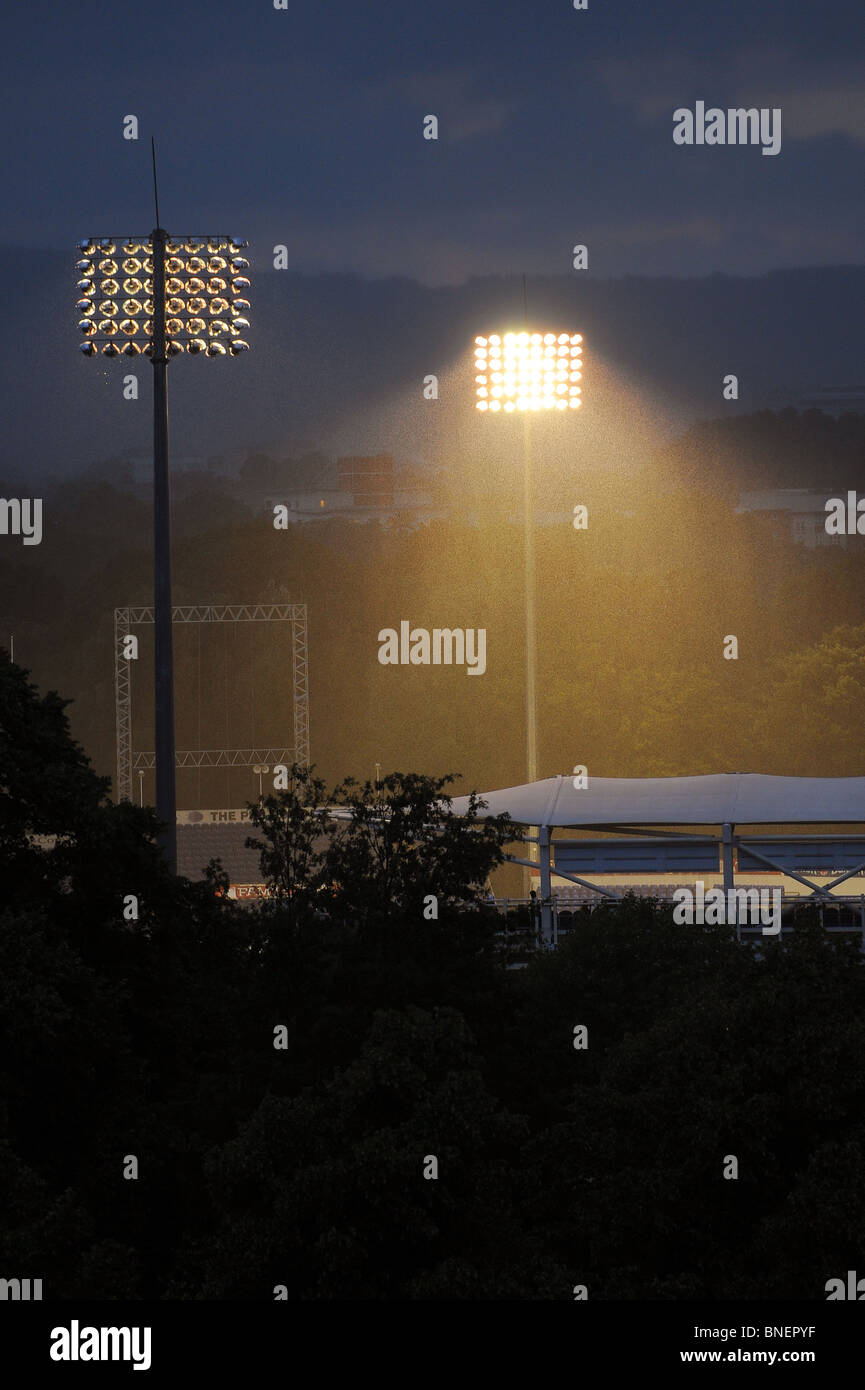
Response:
[647,408,865,497]
[2,250,864,482]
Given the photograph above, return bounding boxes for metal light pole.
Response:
[521,412,538,788]
[150,223,177,868]
[473,328,583,910]
[77,146,250,872]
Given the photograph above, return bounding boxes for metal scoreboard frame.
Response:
[113,603,309,803]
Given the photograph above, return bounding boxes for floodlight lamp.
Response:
[229,339,249,354]
[231,316,250,330]
[167,297,185,315]
[76,297,94,313]
[229,237,248,249]
[99,239,115,252]
[77,277,94,293]
[167,342,183,357]
[79,341,97,355]
[187,338,206,354]
[230,255,250,270]
[231,276,250,291]
[76,258,93,272]
[186,317,206,335]
[187,256,206,273]
[166,318,184,336]
[121,341,140,356]
[166,257,185,274]
[123,298,143,316]
[102,342,120,357]
[231,298,250,312]
[206,342,227,356]
[78,319,96,335]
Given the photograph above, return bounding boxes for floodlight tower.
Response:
[76,146,250,871]
[473,329,583,911]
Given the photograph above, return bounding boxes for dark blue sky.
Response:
[4,0,864,282]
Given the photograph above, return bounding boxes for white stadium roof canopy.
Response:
[450,773,865,827]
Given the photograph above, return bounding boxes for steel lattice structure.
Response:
[114,603,309,802]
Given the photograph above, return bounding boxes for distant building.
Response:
[253,453,442,526]
[736,488,855,548]
[767,385,865,416]
[797,385,865,415]
[338,454,394,507]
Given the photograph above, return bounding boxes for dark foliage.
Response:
[1,652,863,1299]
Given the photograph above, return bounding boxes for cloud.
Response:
[598,49,865,144]
[780,85,865,142]
[369,66,512,143]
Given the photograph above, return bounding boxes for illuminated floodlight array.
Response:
[474,331,583,411]
[76,236,250,357]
